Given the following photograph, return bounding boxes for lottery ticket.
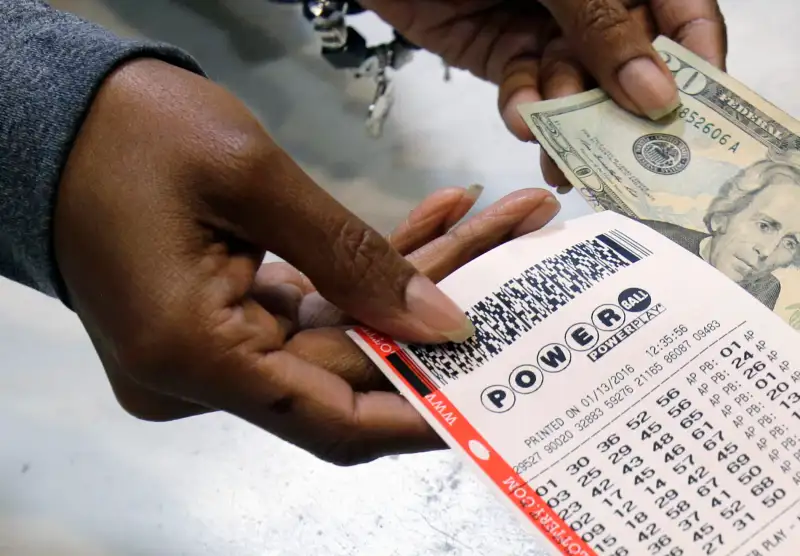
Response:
[348,211,800,556]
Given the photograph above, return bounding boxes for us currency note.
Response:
[518,36,800,330]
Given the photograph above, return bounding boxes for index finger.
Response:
[649,0,727,69]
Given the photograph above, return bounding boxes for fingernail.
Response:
[406,275,475,343]
[618,57,680,120]
[516,196,561,235]
[465,184,484,202]
[503,88,542,141]
[556,185,572,195]
[503,88,542,122]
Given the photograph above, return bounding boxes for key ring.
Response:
[269,0,452,138]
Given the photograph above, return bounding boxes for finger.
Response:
[297,290,354,330]
[223,147,475,344]
[388,184,484,255]
[630,4,658,38]
[541,149,573,191]
[251,282,304,335]
[222,349,443,465]
[169,281,442,463]
[284,327,393,392]
[539,0,680,120]
[498,58,542,142]
[533,6,656,191]
[539,37,587,100]
[297,185,484,331]
[255,261,315,294]
[296,190,560,329]
[407,189,561,283]
[252,261,317,331]
[538,38,587,191]
[648,0,728,69]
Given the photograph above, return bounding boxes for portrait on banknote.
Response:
[639,159,800,311]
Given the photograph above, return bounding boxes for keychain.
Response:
[272,0,451,138]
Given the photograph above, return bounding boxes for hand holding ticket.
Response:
[350,211,800,556]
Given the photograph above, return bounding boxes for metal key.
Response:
[365,58,393,138]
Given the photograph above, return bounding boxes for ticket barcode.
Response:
[406,230,652,393]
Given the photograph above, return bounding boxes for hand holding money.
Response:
[361,0,726,146]
[519,37,800,330]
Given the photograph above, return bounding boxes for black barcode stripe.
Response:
[605,230,641,258]
[606,229,649,260]
[609,229,652,257]
[595,233,641,263]
[398,350,440,393]
[406,232,651,388]
[387,352,433,397]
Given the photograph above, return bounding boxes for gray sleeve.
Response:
[0,0,206,303]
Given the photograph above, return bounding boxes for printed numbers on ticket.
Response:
[348,211,800,556]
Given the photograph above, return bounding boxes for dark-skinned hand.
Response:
[54,58,561,465]
[361,0,727,188]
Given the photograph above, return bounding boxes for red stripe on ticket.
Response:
[354,328,596,556]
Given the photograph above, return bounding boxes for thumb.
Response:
[540,0,680,120]
[231,148,475,345]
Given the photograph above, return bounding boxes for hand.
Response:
[53,58,561,465]
[362,0,726,184]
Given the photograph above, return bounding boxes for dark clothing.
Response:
[0,0,204,303]
[640,219,782,310]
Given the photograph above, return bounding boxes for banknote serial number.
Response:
[677,107,741,152]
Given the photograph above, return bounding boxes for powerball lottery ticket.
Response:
[348,211,800,556]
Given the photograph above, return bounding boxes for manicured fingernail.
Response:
[556,185,572,195]
[516,196,561,235]
[465,184,484,202]
[618,57,680,120]
[406,275,475,343]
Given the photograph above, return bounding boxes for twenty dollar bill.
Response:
[519,36,800,330]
